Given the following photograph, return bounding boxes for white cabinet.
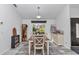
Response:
[52,33,63,45]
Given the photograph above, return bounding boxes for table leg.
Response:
[29,41,30,55]
[47,41,49,55]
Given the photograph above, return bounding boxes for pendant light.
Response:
[36,6,41,19]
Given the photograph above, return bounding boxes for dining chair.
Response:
[30,35,35,50]
[33,36,45,55]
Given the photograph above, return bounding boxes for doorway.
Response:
[71,18,79,54]
[21,24,28,42]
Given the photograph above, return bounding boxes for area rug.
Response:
[15,42,77,55]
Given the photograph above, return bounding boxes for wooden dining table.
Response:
[28,34,49,55]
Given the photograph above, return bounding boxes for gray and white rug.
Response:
[3,42,77,55]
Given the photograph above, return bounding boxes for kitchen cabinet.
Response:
[52,33,64,45]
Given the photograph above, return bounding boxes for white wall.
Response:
[0,5,22,54]
[56,5,71,49]
[70,7,79,18]
[22,19,56,40]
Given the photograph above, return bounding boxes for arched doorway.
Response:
[22,24,28,42]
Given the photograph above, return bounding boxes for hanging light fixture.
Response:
[36,6,41,19]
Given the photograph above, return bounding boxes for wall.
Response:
[22,19,56,40]
[0,5,22,54]
[56,5,71,49]
[70,7,79,18]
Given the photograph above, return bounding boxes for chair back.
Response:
[34,35,45,47]
[33,34,46,54]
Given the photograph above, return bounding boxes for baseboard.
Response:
[0,48,10,55]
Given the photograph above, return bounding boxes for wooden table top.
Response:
[29,34,49,41]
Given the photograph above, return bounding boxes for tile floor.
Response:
[3,42,77,55]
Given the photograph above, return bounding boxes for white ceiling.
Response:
[15,4,66,19]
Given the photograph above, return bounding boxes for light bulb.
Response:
[36,15,41,19]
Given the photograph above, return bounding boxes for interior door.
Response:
[71,18,79,46]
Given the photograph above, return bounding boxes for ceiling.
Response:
[15,4,66,19]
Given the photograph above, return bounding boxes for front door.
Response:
[71,18,79,46]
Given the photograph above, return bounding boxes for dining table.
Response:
[28,34,49,55]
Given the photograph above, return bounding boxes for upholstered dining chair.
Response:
[33,35,45,55]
